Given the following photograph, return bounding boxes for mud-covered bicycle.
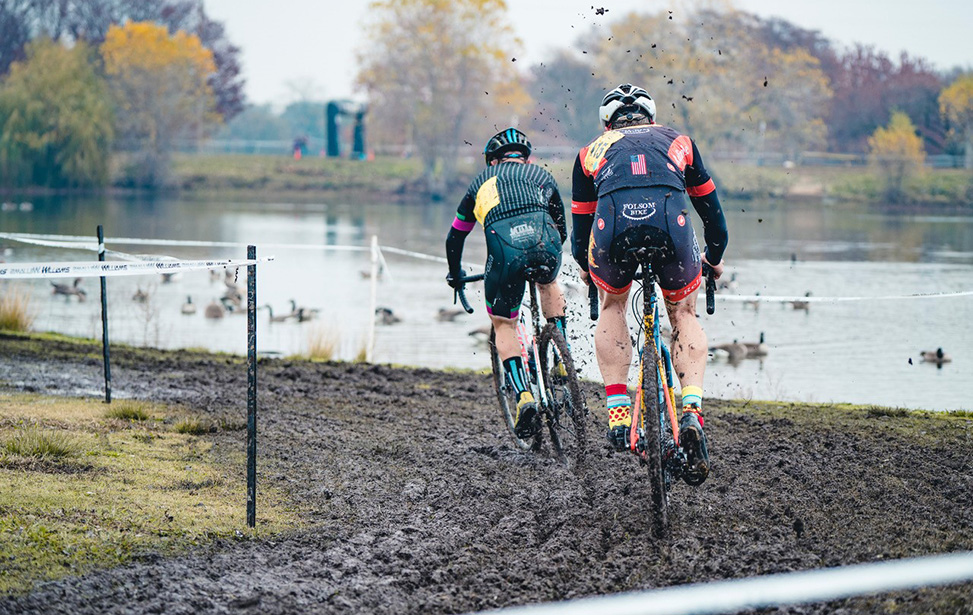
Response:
[589,236,716,539]
[453,270,588,467]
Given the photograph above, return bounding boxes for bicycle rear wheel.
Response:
[489,327,541,451]
[641,340,670,540]
[538,324,588,468]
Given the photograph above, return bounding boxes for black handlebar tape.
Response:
[454,273,483,314]
[588,282,599,321]
[457,287,474,314]
[703,264,716,315]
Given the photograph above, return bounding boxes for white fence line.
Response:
[472,550,973,615]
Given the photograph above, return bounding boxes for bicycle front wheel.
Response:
[538,324,588,469]
[489,327,540,451]
[641,341,670,540]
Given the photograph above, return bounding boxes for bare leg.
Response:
[536,280,566,320]
[664,289,706,389]
[490,315,520,361]
[595,288,633,386]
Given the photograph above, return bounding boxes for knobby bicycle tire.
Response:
[641,339,670,540]
[538,324,588,469]
[489,328,541,451]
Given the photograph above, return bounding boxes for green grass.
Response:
[0,393,300,595]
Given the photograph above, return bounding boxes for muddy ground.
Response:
[0,333,971,614]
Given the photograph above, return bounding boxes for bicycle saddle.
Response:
[523,264,554,282]
[609,226,675,268]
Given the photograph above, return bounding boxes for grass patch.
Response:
[2,427,83,459]
[173,417,216,435]
[0,284,35,332]
[104,400,152,422]
[305,323,340,361]
[0,393,300,595]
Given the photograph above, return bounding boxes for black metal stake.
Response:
[246,245,257,528]
[97,225,111,403]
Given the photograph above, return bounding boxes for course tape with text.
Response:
[0,257,273,280]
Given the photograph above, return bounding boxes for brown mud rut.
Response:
[0,334,971,614]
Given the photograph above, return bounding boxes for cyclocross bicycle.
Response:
[454,270,588,468]
[589,241,716,539]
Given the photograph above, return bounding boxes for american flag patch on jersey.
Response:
[630,154,646,175]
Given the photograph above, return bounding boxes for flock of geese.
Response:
[48,267,952,368]
[50,268,319,324]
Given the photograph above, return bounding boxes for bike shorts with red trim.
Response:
[588,186,701,301]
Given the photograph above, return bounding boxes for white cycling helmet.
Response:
[599,83,656,128]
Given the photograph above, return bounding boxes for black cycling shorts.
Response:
[483,212,562,319]
[588,186,701,301]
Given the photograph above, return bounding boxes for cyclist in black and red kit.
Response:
[446,128,568,439]
[572,84,728,485]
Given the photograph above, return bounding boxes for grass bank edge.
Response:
[0,393,304,596]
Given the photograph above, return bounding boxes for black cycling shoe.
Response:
[514,396,539,440]
[679,410,710,486]
[606,424,631,452]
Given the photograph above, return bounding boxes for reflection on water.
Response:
[1,195,971,411]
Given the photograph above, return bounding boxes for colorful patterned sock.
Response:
[606,383,632,427]
[681,385,703,409]
[503,357,529,396]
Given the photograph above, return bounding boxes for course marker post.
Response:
[246,245,257,528]
[367,234,378,362]
[97,225,111,404]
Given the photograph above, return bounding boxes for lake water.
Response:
[1,194,971,411]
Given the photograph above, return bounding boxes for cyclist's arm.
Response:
[446,193,476,276]
[685,141,728,265]
[571,151,597,271]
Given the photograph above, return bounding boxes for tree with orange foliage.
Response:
[100,21,218,188]
[356,0,529,197]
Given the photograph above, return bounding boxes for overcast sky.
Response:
[203,0,973,108]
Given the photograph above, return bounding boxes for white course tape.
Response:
[0,257,273,280]
[717,290,973,303]
[474,550,973,615]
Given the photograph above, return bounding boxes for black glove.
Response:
[446,269,466,289]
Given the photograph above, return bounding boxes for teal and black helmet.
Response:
[484,128,532,165]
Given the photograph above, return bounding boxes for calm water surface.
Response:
[1,194,971,411]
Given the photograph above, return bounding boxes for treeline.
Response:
[2,0,972,197]
[355,1,973,197]
[0,0,242,189]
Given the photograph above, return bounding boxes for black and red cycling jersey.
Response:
[571,124,716,213]
[571,124,727,270]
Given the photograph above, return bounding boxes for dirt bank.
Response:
[0,332,971,614]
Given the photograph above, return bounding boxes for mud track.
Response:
[1,333,971,614]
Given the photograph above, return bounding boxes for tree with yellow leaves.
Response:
[939,74,973,170]
[100,21,218,188]
[868,111,925,203]
[356,0,528,196]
